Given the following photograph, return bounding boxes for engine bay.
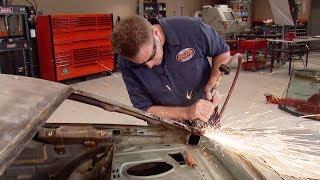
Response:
[0,124,262,180]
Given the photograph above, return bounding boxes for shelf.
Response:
[139,1,166,19]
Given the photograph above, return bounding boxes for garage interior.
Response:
[1,0,320,179]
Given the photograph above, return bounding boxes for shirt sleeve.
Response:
[199,20,230,57]
[120,66,154,111]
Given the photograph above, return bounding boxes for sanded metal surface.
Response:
[0,74,72,174]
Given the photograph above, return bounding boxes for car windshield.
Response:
[280,69,320,119]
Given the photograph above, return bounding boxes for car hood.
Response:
[0,74,199,174]
[0,74,72,174]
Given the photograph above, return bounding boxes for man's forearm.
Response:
[211,51,232,78]
[147,106,190,121]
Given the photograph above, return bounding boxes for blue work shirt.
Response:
[119,17,230,111]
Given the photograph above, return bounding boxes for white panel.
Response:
[269,0,294,25]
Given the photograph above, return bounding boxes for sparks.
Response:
[268,69,280,76]
[98,80,111,86]
[186,91,193,100]
[204,126,320,179]
[166,85,172,91]
[96,61,120,78]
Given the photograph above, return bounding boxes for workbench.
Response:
[237,33,283,40]
[268,37,320,74]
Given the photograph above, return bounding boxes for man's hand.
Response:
[204,78,218,101]
[187,99,216,122]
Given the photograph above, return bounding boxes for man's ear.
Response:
[153,26,164,44]
[153,26,159,35]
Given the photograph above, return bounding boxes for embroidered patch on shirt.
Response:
[176,48,195,62]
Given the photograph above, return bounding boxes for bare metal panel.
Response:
[0,74,72,174]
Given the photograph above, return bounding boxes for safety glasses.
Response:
[138,36,157,66]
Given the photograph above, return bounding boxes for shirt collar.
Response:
[158,19,180,46]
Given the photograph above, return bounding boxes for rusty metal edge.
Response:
[69,89,201,134]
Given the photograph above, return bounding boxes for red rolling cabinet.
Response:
[36,14,115,81]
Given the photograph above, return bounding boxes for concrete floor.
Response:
[47,52,320,131]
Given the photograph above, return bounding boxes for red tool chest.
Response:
[36,14,115,81]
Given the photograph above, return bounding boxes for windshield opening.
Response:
[279,69,320,119]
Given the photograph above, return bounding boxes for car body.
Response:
[0,67,319,179]
[0,73,275,180]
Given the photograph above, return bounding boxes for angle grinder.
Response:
[191,54,243,132]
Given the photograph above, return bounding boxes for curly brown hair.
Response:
[111,15,153,60]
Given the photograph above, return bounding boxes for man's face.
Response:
[132,30,164,69]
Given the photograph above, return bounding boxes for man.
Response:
[111,15,231,123]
